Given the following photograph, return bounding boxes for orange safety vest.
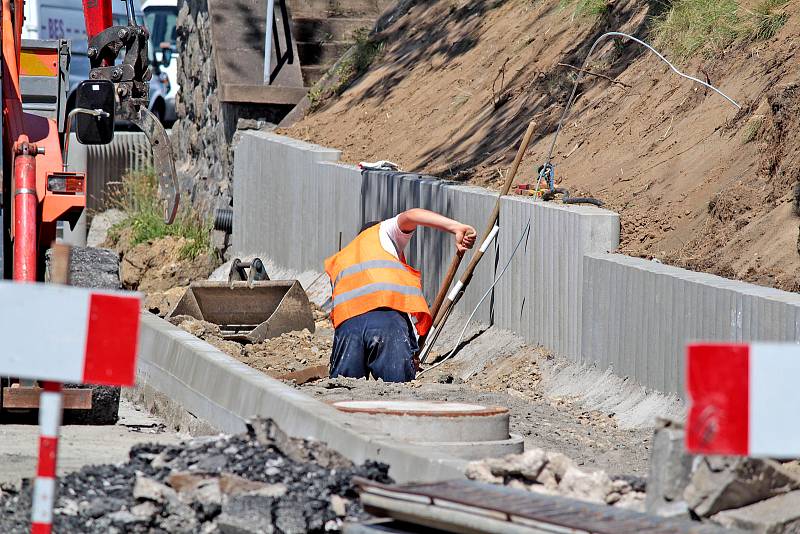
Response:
[324,224,432,335]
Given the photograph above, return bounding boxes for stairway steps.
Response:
[291,16,373,42]
[286,0,384,18]
[296,40,353,66]
[301,65,327,85]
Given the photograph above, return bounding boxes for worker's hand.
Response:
[454,224,477,253]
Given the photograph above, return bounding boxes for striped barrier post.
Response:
[31,382,62,534]
[0,281,141,533]
[686,343,800,457]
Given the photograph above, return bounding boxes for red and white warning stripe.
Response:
[686,343,800,457]
[0,282,141,386]
[31,382,62,534]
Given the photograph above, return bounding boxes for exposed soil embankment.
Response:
[286,0,800,290]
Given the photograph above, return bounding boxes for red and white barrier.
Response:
[0,282,141,385]
[31,382,62,534]
[686,343,800,457]
[0,281,141,534]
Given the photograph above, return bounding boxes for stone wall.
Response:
[171,0,296,216]
[171,0,230,213]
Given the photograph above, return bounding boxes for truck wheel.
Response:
[46,246,123,424]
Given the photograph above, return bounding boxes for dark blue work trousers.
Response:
[329,309,418,382]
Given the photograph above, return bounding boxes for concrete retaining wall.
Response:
[231,131,800,398]
[582,253,800,395]
[232,131,620,359]
[137,312,466,483]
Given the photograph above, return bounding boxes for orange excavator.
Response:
[1,0,179,421]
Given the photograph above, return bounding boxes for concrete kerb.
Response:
[136,312,467,483]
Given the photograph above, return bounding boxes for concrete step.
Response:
[301,65,327,86]
[291,16,373,43]
[208,0,304,90]
[287,0,385,18]
[297,40,352,66]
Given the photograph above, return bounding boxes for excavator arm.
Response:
[82,0,179,224]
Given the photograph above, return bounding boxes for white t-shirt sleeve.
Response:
[379,216,414,259]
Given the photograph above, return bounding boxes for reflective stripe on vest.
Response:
[333,260,409,287]
[333,281,424,307]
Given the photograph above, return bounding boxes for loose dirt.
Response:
[169,313,333,378]
[102,226,219,316]
[285,0,800,291]
[170,308,651,476]
[303,366,652,477]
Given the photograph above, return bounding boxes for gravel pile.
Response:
[0,419,390,533]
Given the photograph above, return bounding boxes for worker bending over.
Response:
[324,209,477,382]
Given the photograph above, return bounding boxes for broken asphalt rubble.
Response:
[0,419,391,533]
[647,419,800,532]
[467,418,800,532]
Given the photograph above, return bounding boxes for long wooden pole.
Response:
[429,249,464,320]
[420,120,537,364]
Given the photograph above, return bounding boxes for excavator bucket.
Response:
[167,280,315,343]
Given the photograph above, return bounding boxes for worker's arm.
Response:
[397,209,477,253]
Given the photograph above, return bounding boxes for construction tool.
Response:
[420,120,538,364]
[514,163,603,207]
[168,280,316,343]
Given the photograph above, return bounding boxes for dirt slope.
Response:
[286,0,800,290]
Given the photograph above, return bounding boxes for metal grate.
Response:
[84,131,154,211]
[356,479,730,534]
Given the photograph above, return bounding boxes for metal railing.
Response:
[263,0,295,84]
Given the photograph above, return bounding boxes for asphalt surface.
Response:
[0,398,184,486]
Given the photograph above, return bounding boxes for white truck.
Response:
[142,0,179,124]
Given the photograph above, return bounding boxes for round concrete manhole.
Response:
[330,400,522,459]
[330,400,508,417]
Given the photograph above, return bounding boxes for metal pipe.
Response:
[62,108,110,171]
[263,0,275,84]
[13,141,39,282]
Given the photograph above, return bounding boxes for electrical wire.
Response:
[417,218,532,378]
[544,31,742,168]
[421,34,739,378]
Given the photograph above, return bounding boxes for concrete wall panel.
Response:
[583,253,800,395]
[234,132,622,360]
[494,197,619,359]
